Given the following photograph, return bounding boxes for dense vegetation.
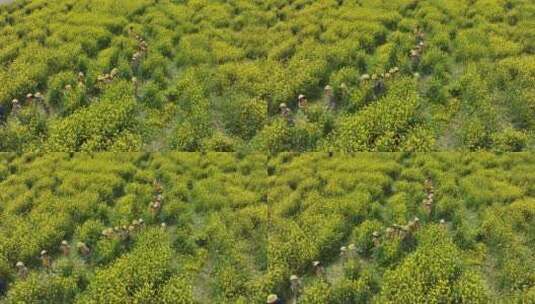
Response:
[1,0,534,151]
[267,153,534,303]
[0,153,268,303]
[0,152,533,303]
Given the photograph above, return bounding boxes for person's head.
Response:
[61,240,69,246]
[40,250,48,256]
[16,261,24,268]
[290,274,299,281]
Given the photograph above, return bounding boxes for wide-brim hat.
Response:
[267,294,278,303]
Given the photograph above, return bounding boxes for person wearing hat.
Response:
[297,94,308,111]
[11,99,21,114]
[360,74,370,83]
[34,92,44,103]
[16,261,28,279]
[279,103,292,121]
[26,93,34,106]
[119,225,129,241]
[266,294,283,304]
[373,74,386,96]
[312,260,326,279]
[40,250,51,269]
[410,49,420,68]
[290,275,302,304]
[77,72,85,87]
[77,242,90,257]
[408,217,420,233]
[324,85,336,111]
[439,219,447,229]
[372,231,381,247]
[60,240,70,256]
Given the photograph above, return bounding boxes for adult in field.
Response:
[297,95,308,111]
[11,99,21,115]
[279,103,293,124]
[60,240,70,256]
[324,85,336,110]
[40,250,51,269]
[16,262,28,279]
[290,275,303,303]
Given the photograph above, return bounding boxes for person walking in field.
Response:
[16,262,28,279]
[279,103,292,123]
[312,261,326,280]
[40,250,51,269]
[297,94,308,111]
[77,242,90,257]
[324,85,336,110]
[25,93,34,105]
[290,275,302,304]
[60,240,70,256]
[11,99,21,115]
[372,231,381,247]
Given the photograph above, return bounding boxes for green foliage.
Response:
[1,0,534,151]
